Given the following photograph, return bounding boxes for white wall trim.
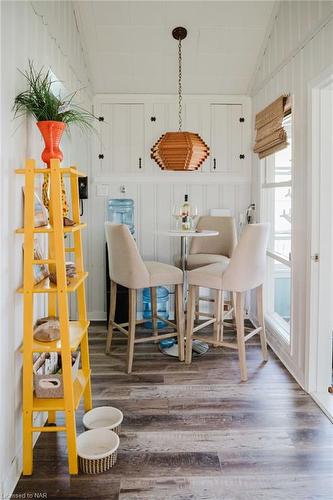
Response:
[310,392,333,422]
[248,311,304,389]
[305,65,333,395]
[94,94,251,105]
[91,174,251,185]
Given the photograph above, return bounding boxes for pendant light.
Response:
[151,27,210,171]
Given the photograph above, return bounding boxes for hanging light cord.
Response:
[178,36,182,132]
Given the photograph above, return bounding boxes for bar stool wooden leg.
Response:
[185,285,196,364]
[176,284,185,361]
[257,284,268,362]
[213,289,222,346]
[106,280,117,354]
[220,292,224,342]
[151,287,158,343]
[127,289,137,374]
[232,292,237,330]
[194,286,200,322]
[235,291,247,381]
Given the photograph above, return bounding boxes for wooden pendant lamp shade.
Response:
[151,27,210,172]
[151,132,210,171]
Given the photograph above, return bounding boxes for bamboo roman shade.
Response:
[253,96,291,159]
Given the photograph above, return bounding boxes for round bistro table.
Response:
[158,229,219,357]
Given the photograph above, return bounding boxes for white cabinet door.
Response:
[148,102,178,172]
[184,102,210,172]
[150,102,179,144]
[210,104,244,173]
[100,103,145,173]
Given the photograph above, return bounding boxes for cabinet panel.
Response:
[100,103,144,173]
[210,104,243,173]
[150,102,179,144]
[184,102,210,172]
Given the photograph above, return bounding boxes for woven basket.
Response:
[82,406,123,435]
[77,429,119,475]
[79,450,118,474]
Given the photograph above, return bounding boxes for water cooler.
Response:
[142,287,169,328]
[106,199,134,325]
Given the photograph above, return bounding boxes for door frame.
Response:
[306,65,333,420]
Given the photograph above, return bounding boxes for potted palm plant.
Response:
[13,61,96,222]
[13,60,95,166]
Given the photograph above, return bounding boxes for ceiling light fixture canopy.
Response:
[151,27,210,172]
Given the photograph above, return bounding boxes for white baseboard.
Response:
[1,457,19,500]
[88,311,106,321]
[310,392,333,422]
[2,412,47,499]
[248,311,305,390]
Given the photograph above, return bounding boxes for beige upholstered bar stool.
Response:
[187,216,237,324]
[105,223,185,373]
[187,216,237,270]
[185,223,270,381]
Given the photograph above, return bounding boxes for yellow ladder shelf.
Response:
[17,158,92,475]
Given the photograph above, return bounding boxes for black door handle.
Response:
[213,158,216,170]
[139,158,142,169]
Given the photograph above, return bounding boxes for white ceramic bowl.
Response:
[82,406,123,433]
[77,428,119,460]
[77,428,120,474]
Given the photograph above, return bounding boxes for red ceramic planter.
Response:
[37,121,66,166]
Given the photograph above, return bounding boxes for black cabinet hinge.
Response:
[98,154,104,159]
[239,117,245,122]
[239,154,245,159]
[150,116,156,122]
[98,116,104,122]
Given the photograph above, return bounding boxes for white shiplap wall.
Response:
[88,95,252,320]
[251,1,333,389]
[0,2,92,497]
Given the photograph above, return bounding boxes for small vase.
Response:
[37,121,66,166]
[37,121,69,217]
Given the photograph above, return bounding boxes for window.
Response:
[261,115,292,342]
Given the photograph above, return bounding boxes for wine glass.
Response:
[190,205,198,230]
[172,204,181,230]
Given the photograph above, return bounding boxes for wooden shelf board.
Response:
[15,167,86,177]
[32,369,90,411]
[16,223,87,234]
[20,321,89,353]
[18,272,88,294]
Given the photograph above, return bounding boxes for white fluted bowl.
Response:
[83,406,123,434]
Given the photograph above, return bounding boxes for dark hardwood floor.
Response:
[14,323,333,499]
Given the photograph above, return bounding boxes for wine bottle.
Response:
[181,194,192,230]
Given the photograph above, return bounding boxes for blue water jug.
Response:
[142,287,169,329]
[107,199,134,235]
